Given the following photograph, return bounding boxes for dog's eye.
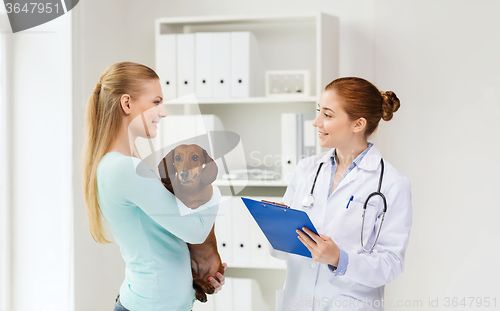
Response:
[192,155,199,161]
[175,155,181,161]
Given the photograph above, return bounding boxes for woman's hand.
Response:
[207,263,227,294]
[297,227,340,267]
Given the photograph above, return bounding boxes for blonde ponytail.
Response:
[81,62,158,244]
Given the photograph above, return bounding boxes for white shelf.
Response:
[156,12,326,26]
[165,96,317,105]
[225,261,287,270]
[215,179,288,187]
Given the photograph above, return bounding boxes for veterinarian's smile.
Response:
[318,131,329,138]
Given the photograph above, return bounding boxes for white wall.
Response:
[4,11,73,311]
[373,0,500,308]
[72,1,132,310]
[0,12,12,311]
[73,0,500,310]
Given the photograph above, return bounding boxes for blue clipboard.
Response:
[241,197,319,258]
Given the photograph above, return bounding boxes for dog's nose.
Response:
[180,170,189,179]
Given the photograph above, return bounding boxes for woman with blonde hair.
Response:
[81,61,224,311]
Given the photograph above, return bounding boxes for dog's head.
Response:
[158,144,218,187]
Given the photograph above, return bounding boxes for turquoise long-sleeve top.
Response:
[96,151,221,311]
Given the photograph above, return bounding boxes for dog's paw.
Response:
[205,283,215,295]
[195,290,208,303]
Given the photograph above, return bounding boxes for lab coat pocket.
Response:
[275,289,285,311]
[332,199,379,247]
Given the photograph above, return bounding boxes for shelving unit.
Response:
[166,96,318,105]
[214,179,288,187]
[155,12,339,99]
[154,12,339,311]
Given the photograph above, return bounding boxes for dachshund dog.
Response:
[158,144,225,302]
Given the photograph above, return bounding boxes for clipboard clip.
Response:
[261,200,289,208]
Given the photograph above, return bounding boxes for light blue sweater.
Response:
[96,151,221,311]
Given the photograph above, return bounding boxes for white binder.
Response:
[212,32,231,98]
[215,196,233,263]
[214,277,234,311]
[158,115,198,153]
[158,114,223,153]
[298,113,317,159]
[230,32,263,98]
[155,34,177,100]
[281,113,317,183]
[248,196,279,265]
[281,113,297,184]
[232,278,270,311]
[195,32,213,98]
[176,33,195,96]
[232,197,251,263]
[233,278,252,311]
[249,216,269,265]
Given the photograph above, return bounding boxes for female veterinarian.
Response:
[81,62,225,311]
[274,77,412,311]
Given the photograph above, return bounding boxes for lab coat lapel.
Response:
[331,145,382,194]
[357,144,382,171]
[331,166,358,193]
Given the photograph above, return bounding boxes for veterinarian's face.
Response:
[312,90,357,149]
[128,79,167,139]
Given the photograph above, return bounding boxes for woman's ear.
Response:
[120,94,132,114]
[201,150,218,185]
[353,117,367,134]
[158,149,175,185]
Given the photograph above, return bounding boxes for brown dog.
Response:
[158,144,225,303]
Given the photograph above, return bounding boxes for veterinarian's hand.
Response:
[208,263,227,294]
[297,227,340,267]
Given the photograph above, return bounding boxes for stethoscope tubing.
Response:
[303,157,387,253]
[361,158,387,253]
[301,162,324,208]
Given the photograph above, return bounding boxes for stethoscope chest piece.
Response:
[302,194,315,208]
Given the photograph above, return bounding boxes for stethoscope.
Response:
[302,158,387,253]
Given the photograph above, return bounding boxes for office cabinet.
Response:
[154,12,339,311]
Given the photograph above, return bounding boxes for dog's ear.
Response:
[158,149,175,185]
[201,149,218,185]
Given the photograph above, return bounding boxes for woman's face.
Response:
[127,79,167,139]
[312,89,357,149]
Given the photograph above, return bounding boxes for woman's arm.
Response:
[99,155,221,244]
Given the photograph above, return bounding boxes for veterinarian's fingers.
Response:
[296,229,315,246]
[222,263,228,270]
[216,272,225,286]
[318,233,333,242]
[302,227,321,244]
[297,234,313,252]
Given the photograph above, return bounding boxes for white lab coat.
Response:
[273,144,412,311]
